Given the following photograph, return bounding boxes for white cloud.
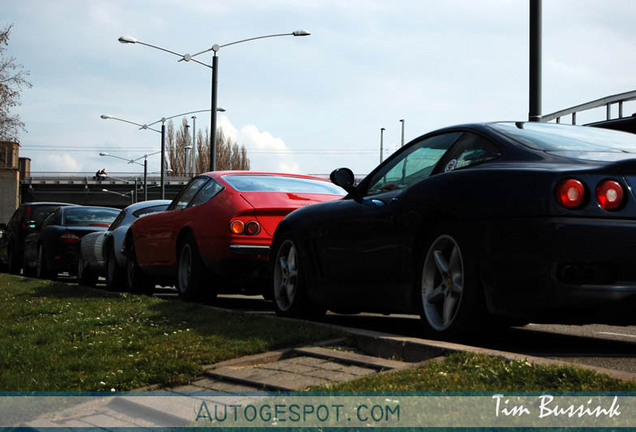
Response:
[219,117,300,173]
[40,154,82,174]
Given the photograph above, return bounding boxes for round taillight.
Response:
[556,179,585,209]
[245,221,261,236]
[229,220,244,234]
[596,180,624,211]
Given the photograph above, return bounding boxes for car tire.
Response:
[22,254,36,277]
[36,245,55,280]
[271,232,325,319]
[77,255,97,287]
[105,246,124,291]
[418,229,489,340]
[176,234,213,301]
[125,240,154,295]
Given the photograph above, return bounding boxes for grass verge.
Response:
[317,352,636,392]
[2,274,635,393]
[0,274,340,391]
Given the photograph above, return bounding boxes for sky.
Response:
[4,0,636,178]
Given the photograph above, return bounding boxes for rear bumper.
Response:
[481,216,636,322]
[229,245,270,255]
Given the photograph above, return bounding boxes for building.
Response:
[0,141,20,224]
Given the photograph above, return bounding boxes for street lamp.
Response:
[100,150,161,201]
[101,109,223,198]
[118,30,310,171]
[380,127,386,163]
[102,188,134,204]
[399,119,405,147]
[100,114,165,199]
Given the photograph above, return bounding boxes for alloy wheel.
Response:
[421,234,464,331]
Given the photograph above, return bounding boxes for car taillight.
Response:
[556,179,585,209]
[60,232,81,244]
[22,207,32,230]
[245,221,261,235]
[596,180,624,211]
[229,220,245,234]
[229,220,261,236]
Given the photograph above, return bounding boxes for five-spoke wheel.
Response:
[271,233,324,318]
[419,230,487,339]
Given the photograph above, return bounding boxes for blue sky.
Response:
[5,0,636,177]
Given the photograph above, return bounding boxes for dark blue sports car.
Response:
[270,122,636,339]
[23,205,120,279]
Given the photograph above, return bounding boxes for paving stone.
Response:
[305,368,361,382]
[210,367,331,391]
[295,346,411,370]
[79,412,142,428]
[285,356,329,367]
[258,358,316,374]
[189,377,261,392]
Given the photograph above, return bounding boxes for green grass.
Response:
[0,274,341,391]
[317,352,636,392]
[2,274,635,393]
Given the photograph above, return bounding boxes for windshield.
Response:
[491,122,636,153]
[223,174,345,195]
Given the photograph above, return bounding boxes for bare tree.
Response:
[167,117,250,176]
[0,25,32,142]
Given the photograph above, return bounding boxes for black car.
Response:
[270,122,636,339]
[0,202,73,274]
[22,205,120,279]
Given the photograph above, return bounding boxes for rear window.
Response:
[223,174,345,195]
[63,208,120,227]
[491,122,636,153]
[132,204,169,218]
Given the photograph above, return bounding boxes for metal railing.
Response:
[540,90,636,125]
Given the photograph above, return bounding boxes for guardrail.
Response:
[540,90,636,125]
[23,175,191,185]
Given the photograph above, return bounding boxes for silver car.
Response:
[78,200,170,289]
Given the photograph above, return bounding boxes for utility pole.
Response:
[529,0,542,122]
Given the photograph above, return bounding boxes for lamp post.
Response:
[399,119,405,147]
[102,188,134,204]
[100,114,165,199]
[380,127,386,163]
[191,115,196,176]
[99,150,161,201]
[101,109,223,198]
[118,30,310,171]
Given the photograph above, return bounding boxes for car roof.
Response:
[123,200,172,212]
[21,202,74,207]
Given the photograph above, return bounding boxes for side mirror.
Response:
[330,168,355,189]
[0,223,7,230]
[330,168,361,200]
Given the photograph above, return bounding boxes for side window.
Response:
[188,180,224,208]
[366,132,463,196]
[169,177,210,210]
[436,132,501,174]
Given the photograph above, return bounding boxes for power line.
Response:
[21,146,379,155]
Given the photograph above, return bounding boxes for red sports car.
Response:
[124,171,345,299]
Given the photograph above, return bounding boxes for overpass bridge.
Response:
[20,173,190,208]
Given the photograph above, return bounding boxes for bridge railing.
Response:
[540,90,636,125]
